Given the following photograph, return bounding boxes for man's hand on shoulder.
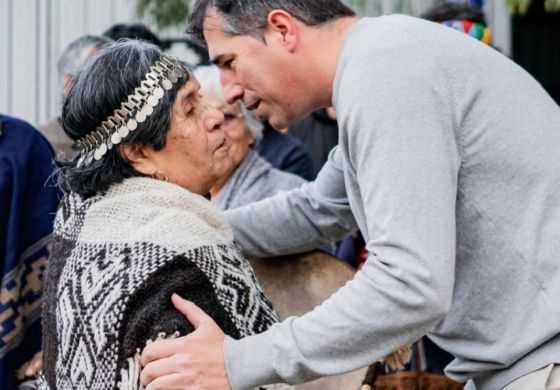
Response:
[141,294,231,390]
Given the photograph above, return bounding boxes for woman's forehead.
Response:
[176,78,200,101]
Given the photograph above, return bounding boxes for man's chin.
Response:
[267,115,290,131]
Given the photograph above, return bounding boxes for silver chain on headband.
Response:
[74,55,190,168]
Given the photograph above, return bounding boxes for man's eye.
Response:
[222,59,234,69]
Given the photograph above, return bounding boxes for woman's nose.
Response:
[204,104,225,132]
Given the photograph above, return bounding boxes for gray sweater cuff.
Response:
[225,333,282,389]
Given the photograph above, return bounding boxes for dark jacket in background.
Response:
[256,123,315,181]
[0,115,59,390]
[288,109,339,179]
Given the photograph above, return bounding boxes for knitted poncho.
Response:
[40,177,280,390]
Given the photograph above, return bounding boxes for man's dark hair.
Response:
[421,2,486,25]
[187,0,356,46]
[59,40,188,198]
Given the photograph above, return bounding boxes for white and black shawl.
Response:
[40,177,280,390]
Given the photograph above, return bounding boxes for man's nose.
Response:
[220,70,244,105]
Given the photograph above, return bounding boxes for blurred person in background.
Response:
[103,22,166,50]
[39,35,111,160]
[0,115,59,390]
[422,2,492,45]
[288,107,338,179]
[256,121,314,181]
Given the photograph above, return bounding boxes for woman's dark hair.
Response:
[59,40,187,198]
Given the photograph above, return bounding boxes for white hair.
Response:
[194,65,263,141]
[58,35,112,78]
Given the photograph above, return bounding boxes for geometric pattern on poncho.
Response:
[50,241,278,389]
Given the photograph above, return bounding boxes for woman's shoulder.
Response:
[78,177,234,251]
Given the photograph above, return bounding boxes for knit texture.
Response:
[40,177,279,390]
[214,149,305,210]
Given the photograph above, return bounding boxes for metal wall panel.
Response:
[0,0,12,114]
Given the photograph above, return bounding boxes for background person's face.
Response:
[203,12,307,130]
[148,78,232,194]
[220,102,253,167]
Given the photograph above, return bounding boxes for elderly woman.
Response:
[193,66,305,210]
[39,41,281,390]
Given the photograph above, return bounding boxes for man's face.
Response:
[203,11,305,129]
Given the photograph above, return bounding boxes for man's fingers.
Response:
[141,337,185,367]
[171,294,212,329]
[141,353,190,385]
[145,373,192,390]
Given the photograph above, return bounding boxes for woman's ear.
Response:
[119,143,157,176]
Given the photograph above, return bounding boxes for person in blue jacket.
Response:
[0,115,60,390]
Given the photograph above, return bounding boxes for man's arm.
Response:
[224,146,357,258]
[223,62,461,388]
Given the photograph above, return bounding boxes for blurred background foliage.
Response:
[136,0,191,29]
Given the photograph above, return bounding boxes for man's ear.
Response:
[265,10,300,52]
[119,143,157,176]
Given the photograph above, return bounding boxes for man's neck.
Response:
[305,16,360,107]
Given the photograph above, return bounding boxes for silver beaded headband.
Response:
[74,55,190,168]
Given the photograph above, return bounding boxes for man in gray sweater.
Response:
[140,1,560,389]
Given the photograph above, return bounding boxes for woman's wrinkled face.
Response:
[147,78,232,194]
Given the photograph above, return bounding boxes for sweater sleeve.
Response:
[223,53,461,389]
[224,147,357,258]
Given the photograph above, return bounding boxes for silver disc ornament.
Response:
[118,126,130,138]
[127,119,138,131]
[153,87,164,99]
[162,78,173,90]
[111,132,122,145]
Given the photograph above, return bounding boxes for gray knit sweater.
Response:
[213,149,304,210]
[224,16,560,390]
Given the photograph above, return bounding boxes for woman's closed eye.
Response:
[223,112,242,124]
